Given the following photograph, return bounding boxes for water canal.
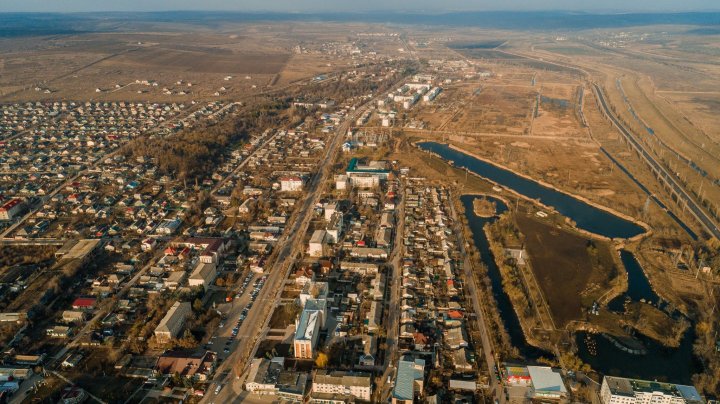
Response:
[427,142,700,382]
[460,195,550,359]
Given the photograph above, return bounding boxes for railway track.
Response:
[592,83,719,239]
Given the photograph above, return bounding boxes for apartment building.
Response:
[600,376,703,404]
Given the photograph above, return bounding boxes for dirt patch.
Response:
[269,303,301,330]
[516,214,618,327]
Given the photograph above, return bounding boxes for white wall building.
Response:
[312,371,372,401]
[280,176,303,192]
[308,230,329,257]
[600,376,703,404]
[335,175,349,190]
[325,212,343,244]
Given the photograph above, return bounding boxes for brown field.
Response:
[532,84,584,138]
[444,84,535,134]
[524,33,720,222]
[515,214,618,327]
[111,47,289,74]
[413,84,477,130]
[443,135,679,231]
[659,92,720,144]
[276,53,342,86]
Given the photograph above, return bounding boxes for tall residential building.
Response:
[600,376,703,404]
[294,282,329,359]
[294,310,321,359]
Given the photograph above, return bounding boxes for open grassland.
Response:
[111,46,289,74]
[532,83,585,138]
[445,84,535,134]
[0,27,296,102]
[516,214,618,327]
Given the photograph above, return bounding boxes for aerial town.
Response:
[0,6,719,404]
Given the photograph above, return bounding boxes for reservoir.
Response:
[418,142,645,239]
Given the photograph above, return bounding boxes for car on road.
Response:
[215,385,222,394]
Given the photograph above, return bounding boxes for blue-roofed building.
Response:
[293,282,329,360]
[527,366,567,399]
[392,357,425,404]
[675,385,703,403]
[294,310,320,359]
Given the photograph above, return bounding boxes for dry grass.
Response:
[516,214,618,327]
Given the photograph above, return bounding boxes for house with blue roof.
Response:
[393,356,425,404]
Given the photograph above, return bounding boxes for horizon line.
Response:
[2,9,720,15]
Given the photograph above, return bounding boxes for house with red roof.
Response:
[72,297,97,310]
[0,198,26,221]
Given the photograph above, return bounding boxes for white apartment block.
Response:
[600,376,703,404]
[312,370,372,402]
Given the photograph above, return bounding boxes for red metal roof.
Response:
[72,297,97,308]
[0,198,23,211]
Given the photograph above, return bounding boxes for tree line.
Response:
[122,97,291,181]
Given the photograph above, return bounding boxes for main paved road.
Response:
[204,93,389,404]
[377,180,405,402]
[593,83,720,240]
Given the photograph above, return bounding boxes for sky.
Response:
[2,0,718,13]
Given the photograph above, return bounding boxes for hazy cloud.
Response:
[2,0,718,12]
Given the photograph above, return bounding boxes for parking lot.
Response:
[206,273,268,361]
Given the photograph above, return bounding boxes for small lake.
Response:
[608,250,660,312]
[418,142,646,239]
[576,329,700,384]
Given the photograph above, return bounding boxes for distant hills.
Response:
[0,11,718,37]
